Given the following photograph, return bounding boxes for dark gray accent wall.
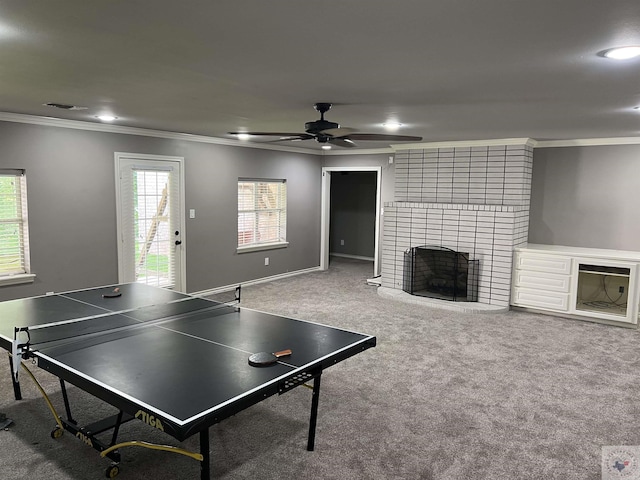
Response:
[530,145,640,251]
[329,171,377,258]
[0,121,322,301]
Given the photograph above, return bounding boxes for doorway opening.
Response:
[320,166,381,278]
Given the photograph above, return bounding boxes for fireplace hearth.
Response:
[403,245,478,302]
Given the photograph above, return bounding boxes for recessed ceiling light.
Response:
[603,46,640,60]
[383,122,403,131]
[236,133,251,141]
[321,145,331,150]
[96,115,117,122]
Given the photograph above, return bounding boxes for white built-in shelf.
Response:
[511,244,640,327]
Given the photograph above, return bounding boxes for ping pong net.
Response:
[11,286,242,379]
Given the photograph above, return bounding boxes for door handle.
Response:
[175,240,182,246]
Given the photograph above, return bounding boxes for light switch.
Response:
[189,209,196,219]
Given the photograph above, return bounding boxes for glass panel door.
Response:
[116,155,184,291]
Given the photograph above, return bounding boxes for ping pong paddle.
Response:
[102,288,121,298]
[248,349,292,367]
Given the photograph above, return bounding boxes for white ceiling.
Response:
[1,1,640,151]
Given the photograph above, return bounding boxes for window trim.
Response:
[237,178,287,253]
[236,241,289,254]
[0,169,34,286]
[0,273,36,286]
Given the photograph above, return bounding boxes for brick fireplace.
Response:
[381,141,533,307]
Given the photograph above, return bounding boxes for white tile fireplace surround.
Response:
[381,141,534,307]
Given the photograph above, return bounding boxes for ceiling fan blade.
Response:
[328,137,357,148]
[228,131,309,137]
[320,127,357,138]
[345,133,423,142]
[263,134,315,142]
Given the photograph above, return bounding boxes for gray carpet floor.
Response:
[2,256,640,479]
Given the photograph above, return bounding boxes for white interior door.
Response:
[115,153,185,291]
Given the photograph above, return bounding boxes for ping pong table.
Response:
[0,283,376,479]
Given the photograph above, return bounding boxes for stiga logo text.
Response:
[135,410,165,432]
[76,431,93,447]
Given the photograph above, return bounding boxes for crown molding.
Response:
[391,138,537,151]
[0,112,317,155]
[2,112,640,152]
[534,137,640,148]
[321,147,392,156]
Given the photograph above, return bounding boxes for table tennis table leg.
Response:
[59,379,76,425]
[200,428,210,480]
[307,373,322,451]
[8,355,22,400]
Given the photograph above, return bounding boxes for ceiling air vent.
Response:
[43,103,88,110]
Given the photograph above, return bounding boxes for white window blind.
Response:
[238,179,287,248]
[0,170,30,276]
[121,167,177,288]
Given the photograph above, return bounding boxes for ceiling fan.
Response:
[229,103,422,148]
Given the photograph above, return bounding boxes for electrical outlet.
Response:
[340,239,345,246]
[264,257,269,266]
[619,286,625,294]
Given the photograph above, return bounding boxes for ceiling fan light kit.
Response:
[383,122,403,131]
[229,103,422,148]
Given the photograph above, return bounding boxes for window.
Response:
[238,179,287,251]
[0,169,32,283]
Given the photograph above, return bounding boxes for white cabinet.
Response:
[573,259,636,323]
[512,251,572,313]
[511,245,640,327]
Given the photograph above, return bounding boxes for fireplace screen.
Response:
[403,246,478,302]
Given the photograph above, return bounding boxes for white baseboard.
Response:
[330,252,374,262]
[190,266,321,297]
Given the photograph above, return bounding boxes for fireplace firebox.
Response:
[403,246,478,302]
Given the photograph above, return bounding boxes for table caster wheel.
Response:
[105,464,120,478]
[50,426,63,439]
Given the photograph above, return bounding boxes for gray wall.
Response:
[3,118,638,303]
[322,152,393,269]
[0,121,322,301]
[329,171,377,258]
[183,141,321,291]
[322,152,394,203]
[529,144,640,251]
